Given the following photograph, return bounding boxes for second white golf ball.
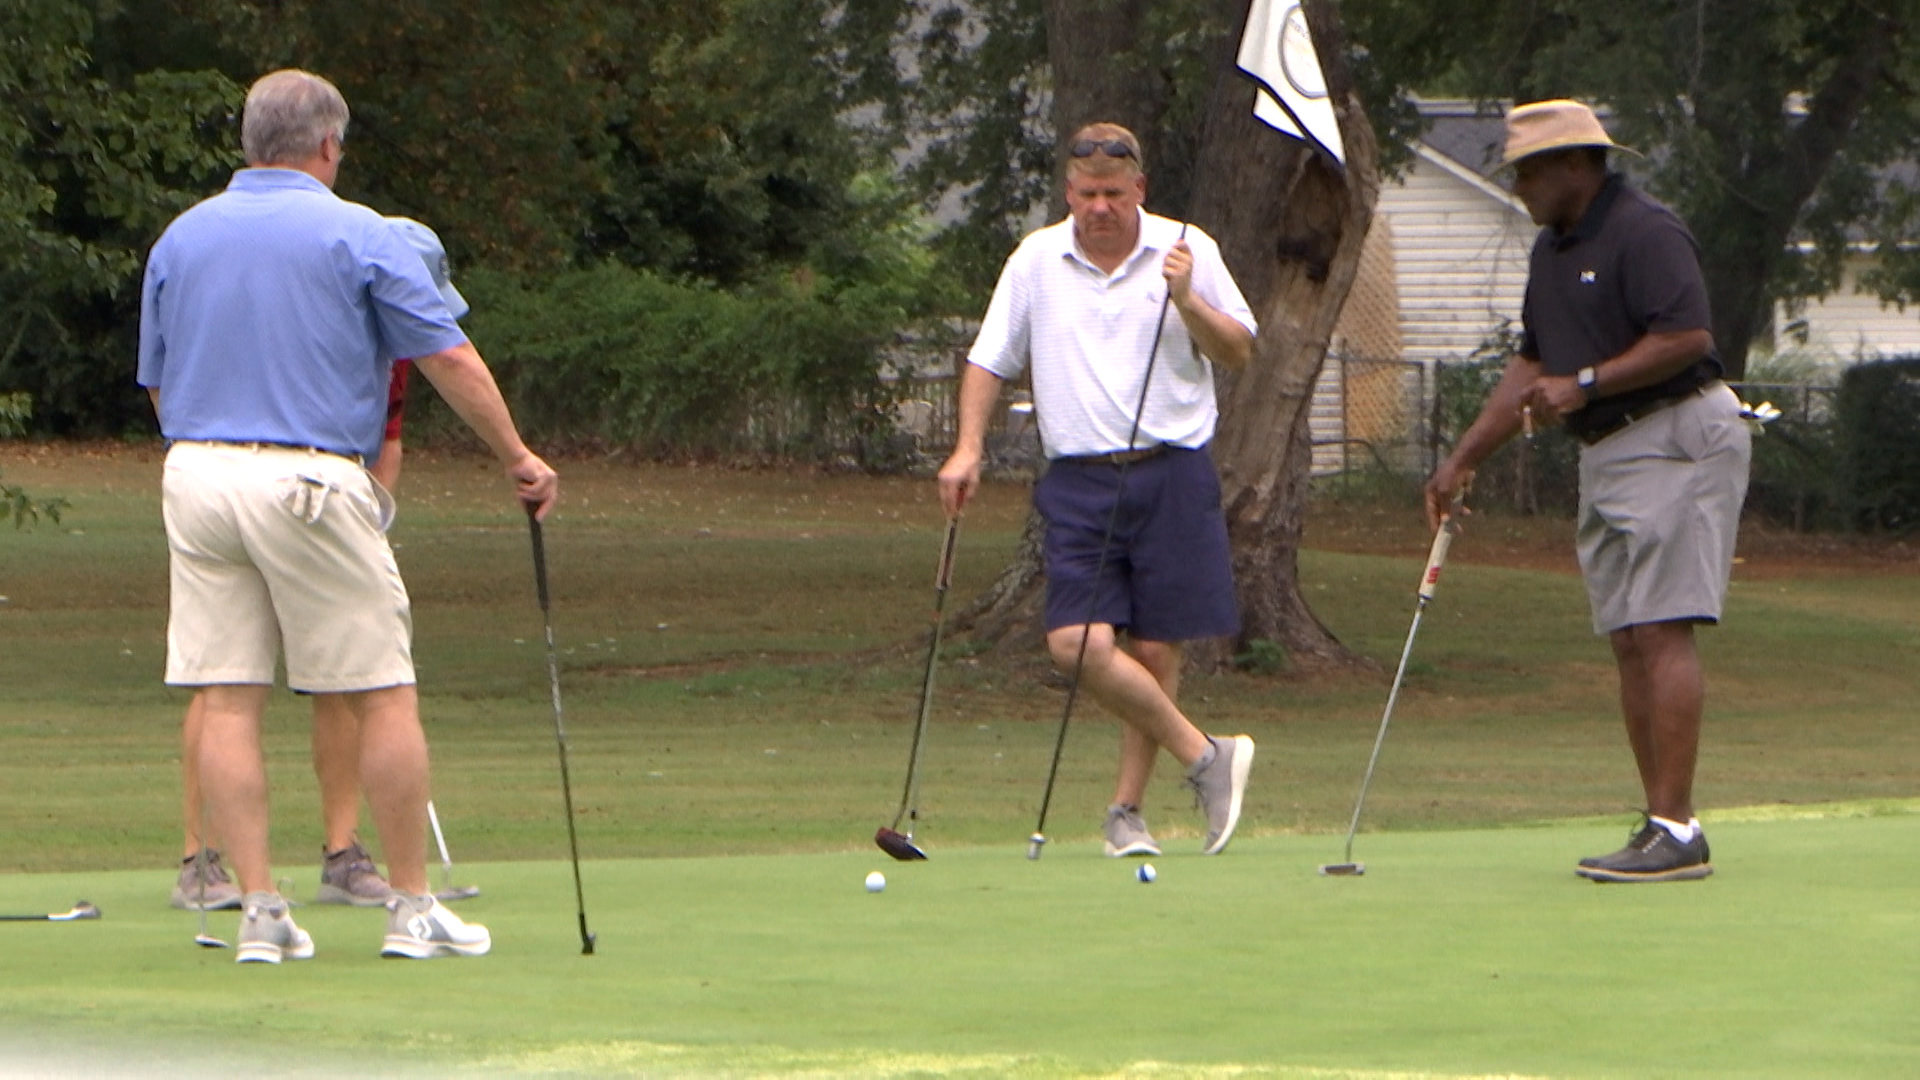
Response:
[865,871,886,893]
[1136,863,1157,884]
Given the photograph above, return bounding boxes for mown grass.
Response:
[3,445,1919,1078]
[2,445,1917,872]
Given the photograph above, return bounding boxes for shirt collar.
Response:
[1057,207,1167,272]
[227,168,334,195]
[1552,172,1625,250]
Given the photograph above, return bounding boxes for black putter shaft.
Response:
[1321,507,1461,876]
[0,901,99,922]
[876,516,961,860]
[528,505,595,955]
[1029,222,1188,861]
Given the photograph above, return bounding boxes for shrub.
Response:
[1835,357,1920,533]
[413,264,906,464]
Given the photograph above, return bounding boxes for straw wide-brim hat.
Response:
[1498,99,1640,169]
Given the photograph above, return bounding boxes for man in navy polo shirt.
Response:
[139,69,558,960]
[1426,100,1751,883]
[938,122,1259,857]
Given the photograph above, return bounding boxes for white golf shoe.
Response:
[234,892,315,964]
[381,892,491,959]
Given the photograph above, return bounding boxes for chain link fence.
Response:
[879,345,1906,537]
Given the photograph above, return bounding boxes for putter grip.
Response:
[1417,519,1455,602]
[934,518,960,592]
[526,505,550,610]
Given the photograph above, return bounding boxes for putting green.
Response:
[1,808,1915,1078]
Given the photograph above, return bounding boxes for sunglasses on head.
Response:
[1069,139,1137,160]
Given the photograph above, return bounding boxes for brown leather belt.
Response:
[1059,444,1170,466]
[1576,381,1722,447]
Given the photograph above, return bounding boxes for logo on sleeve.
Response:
[1579,269,1597,284]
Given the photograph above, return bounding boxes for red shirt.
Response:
[384,361,411,442]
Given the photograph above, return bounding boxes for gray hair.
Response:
[241,70,350,166]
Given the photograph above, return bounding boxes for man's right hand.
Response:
[509,451,559,521]
[937,446,981,518]
[1423,459,1473,533]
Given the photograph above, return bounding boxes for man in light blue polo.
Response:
[139,69,558,963]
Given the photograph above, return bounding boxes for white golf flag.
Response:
[1237,0,1345,167]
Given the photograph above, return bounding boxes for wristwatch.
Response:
[1576,366,1598,393]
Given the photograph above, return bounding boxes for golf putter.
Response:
[876,516,961,861]
[191,805,229,948]
[1320,497,1464,877]
[0,901,100,922]
[428,800,481,901]
[528,503,596,956]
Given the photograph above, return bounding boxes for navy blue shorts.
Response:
[1035,445,1239,642]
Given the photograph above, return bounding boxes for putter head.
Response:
[57,901,101,921]
[874,827,928,861]
[1318,862,1365,876]
[1026,833,1047,861]
[434,885,482,902]
[194,934,230,949]
[581,932,597,956]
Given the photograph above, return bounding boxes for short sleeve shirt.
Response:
[966,209,1257,458]
[138,169,467,460]
[1519,175,1719,440]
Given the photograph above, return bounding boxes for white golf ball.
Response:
[1137,863,1157,884]
[865,871,886,893]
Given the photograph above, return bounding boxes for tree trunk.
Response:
[1041,0,1162,216]
[1185,0,1379,673]
[1692,2,1897,380]
[956,0,1379,677]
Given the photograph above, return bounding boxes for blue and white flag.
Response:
[1237,0,1345,167]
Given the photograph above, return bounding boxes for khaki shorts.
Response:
[1576,383,1751,635]
[162,441,414,692]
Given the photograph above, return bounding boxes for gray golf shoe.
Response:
[1185,734,1255,855]
[315,838,396,906]
[1102,804,1162,858]
[170,849,242,911]
[235,892,315,964]
[381,892,491,959]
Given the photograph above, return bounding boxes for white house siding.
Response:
[1310,146,1534,474]
[1783,258,1920,361]
[1380,147,1535,366]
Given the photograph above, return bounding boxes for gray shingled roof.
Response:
[1416,100,1510,174]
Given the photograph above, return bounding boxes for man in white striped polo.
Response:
[938,122,1260,856]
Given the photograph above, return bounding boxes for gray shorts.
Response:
[1576,382,1751,635]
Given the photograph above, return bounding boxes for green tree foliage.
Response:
[3,0,947,450]
[202,0,917,287]
[904,0,1234,302]
[582,0,916,287]
[194,0,610,271]
[907,0,1053,299]
[1340,0,1920,376]
[0,0,240,433]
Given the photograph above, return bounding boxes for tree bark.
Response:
[1041,0,1163,214]
[1185,0,1379,673]
[956,0,1379,677]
